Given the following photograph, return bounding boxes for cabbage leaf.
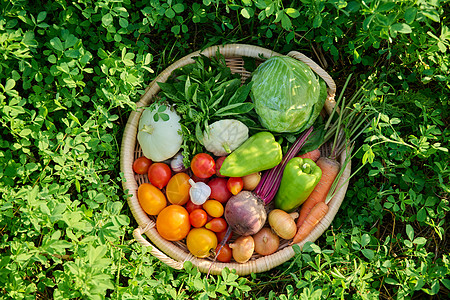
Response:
[250,56,327,133]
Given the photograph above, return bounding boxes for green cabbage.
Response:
[250,56,327,133]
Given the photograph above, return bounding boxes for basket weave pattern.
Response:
[120,44,351,275]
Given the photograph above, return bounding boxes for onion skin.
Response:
[242,172,261,191]
[253,227,280,256]
[224,191,267,236]
[229,236,255,263]
[268,209,297,240]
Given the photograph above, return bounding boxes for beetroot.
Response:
[211,128,313,271]
[224,191,267,236]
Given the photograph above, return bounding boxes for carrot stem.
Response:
[324,75,352,131]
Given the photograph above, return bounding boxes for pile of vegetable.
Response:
[132,54,361,265]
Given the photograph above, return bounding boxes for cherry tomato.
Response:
[205,217,228,233]
[186,228,218,258]
[185,199,202,214]
[202,200,224,218]
[189,209,208,228]
[215,156,227,177]
[148,163,172,189]
[190,153,216,179]
[133,156,152,174]
[156,205,190,241]
[137,183,167,215]
[216,230,233,244]
[215,244,232,263]
[227,177,244,195]
[166,172,190,205]
[208,177,232,203]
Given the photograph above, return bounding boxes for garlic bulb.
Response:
[202,119,249,156]
[137,105,182,162]
[188,179,211,205]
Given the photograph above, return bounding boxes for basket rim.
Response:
[120,43,351,276]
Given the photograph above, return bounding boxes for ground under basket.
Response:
[120,44,351,275]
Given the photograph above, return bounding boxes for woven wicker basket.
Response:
[120,44,351,275]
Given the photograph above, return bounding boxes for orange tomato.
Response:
[166,172,191,205]
[186,228,218,258]
[156,205,191,241]
[138,183,167,215]
[202,200,224,218]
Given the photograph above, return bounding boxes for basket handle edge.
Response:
[287,51,337,115]
[133,226,185,270]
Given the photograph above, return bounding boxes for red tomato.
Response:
[215,156,227,177]
[190,153,216,179]
[205,217,228,233]
[185,200,202,214]
[189,209,208,228]
[133,156,152,174]
[215,244,232,263]
[148,163,172,189]
[156,205,191,241]
[216,230,233,243]
[208,177,232,203]
[227,177,244,195]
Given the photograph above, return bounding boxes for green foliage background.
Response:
[0,0,448,299]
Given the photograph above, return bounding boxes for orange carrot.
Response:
[296,157,340,228]
[296,149,321,162]
[291,201,329,244]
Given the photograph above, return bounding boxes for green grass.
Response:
[0,0,449,299]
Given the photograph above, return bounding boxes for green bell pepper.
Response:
[219,131,282,177]
[274,157,322,212]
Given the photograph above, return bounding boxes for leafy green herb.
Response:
[151,104,170,122]
[158,53,258,165]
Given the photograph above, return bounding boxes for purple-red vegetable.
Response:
[224,127,313,236]
[224,191,266,236]
[253,126,315,205]
[208,126,314,275]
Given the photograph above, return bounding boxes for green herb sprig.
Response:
[157,53,259,165]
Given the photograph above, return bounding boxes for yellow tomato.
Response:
[202,200,224,218]
[186,228,218,258]
[166,172,191,205]
[138,183,167,215]
[156,205,191,241]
